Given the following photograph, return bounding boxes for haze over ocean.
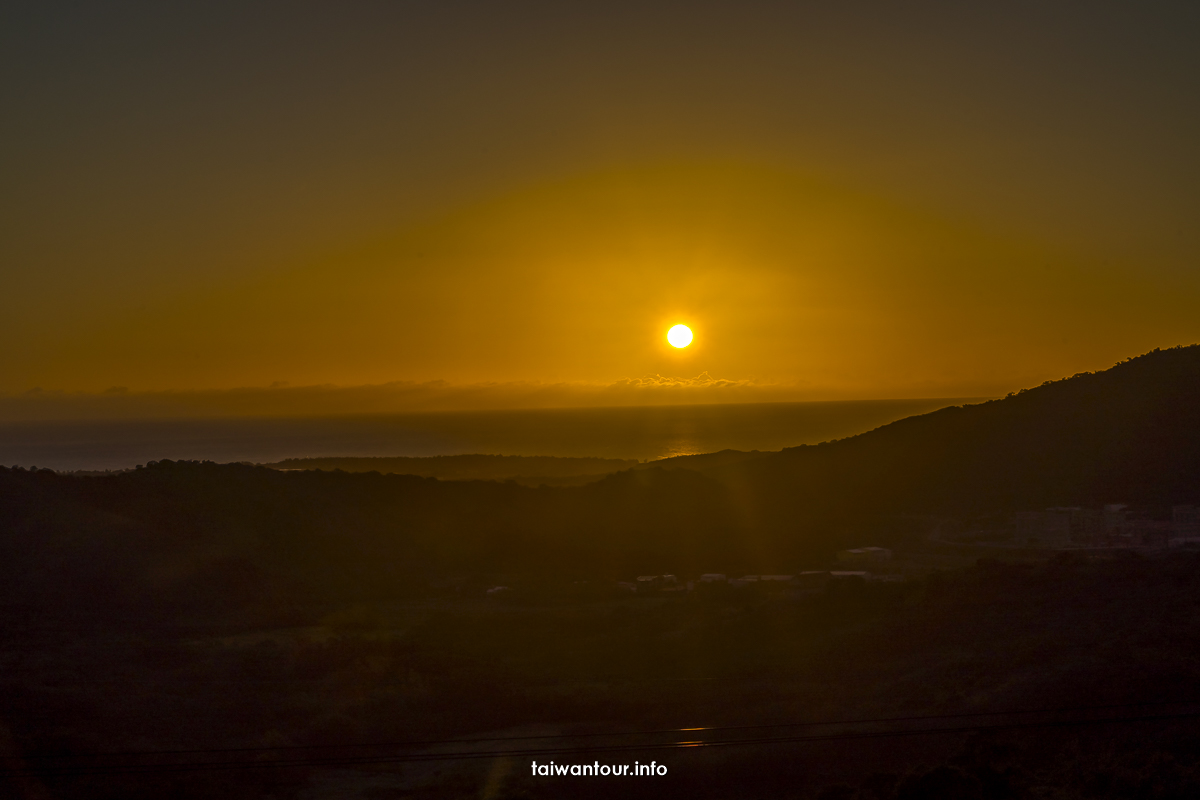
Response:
[0,398,982,472]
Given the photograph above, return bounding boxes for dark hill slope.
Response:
[715,345,1200,520]
[0,461,747,621]
[262,454,639,481]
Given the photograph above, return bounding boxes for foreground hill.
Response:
[5,519,1200,798]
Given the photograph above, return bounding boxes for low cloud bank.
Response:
[0,373,823,421]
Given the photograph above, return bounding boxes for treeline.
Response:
[261,453,640,481]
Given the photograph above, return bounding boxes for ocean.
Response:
[0,398,986,472]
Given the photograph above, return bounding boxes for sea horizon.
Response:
[0,397,991,472]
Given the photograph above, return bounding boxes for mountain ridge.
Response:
[704,345,1200,517]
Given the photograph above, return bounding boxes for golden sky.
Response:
[2,3,1198,409]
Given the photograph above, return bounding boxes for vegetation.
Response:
[261,454,640,484]
[2,345,1200,797]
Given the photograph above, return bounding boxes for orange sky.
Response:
[2,3,1198,411]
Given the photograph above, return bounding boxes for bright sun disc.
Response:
[667,324,693,348]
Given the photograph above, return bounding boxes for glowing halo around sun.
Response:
[667,324,693,348]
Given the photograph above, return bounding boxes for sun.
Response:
[667,324,693,348]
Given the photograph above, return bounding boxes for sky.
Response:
[3,1,1198,414]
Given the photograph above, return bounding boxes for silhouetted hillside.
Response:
[262,453,639,481]
[713,345,1200,521]
[262,450,768,486]
[0,461,753,628]
[636,448,768,473]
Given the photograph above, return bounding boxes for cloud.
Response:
[610,372,744,388]
[0,375,815,421]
